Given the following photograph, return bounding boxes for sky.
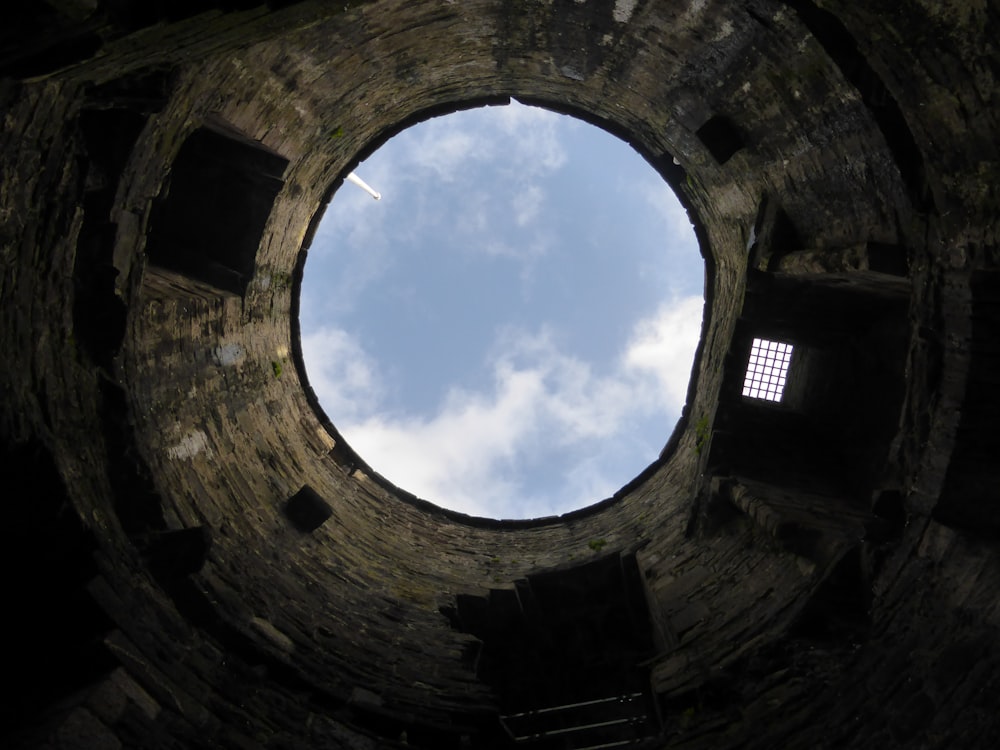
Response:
[299,100,703,520]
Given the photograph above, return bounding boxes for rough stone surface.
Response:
[1,0,999,748]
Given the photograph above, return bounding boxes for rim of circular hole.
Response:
[290,97,716,528]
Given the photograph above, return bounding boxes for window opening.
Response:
[742,338,792,402]
[299,101,705,519]
[147,125,288,296]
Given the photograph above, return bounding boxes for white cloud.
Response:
[512,184,545,227]
[299,102,705,519]
[389,101,570,184]
[407,127,482,181]
[496,101,571,175]
[300,327,384,422]
[304,102,571,321]
[623,296,704,410]
[640,176,698,251]
[302,297,703,519]
[345,363,546,517]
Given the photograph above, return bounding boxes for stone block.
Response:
[284,485,333,532]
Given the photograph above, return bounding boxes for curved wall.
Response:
[1,0,998,748]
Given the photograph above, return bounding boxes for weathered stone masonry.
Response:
[1,0,999,748]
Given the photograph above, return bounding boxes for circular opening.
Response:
[300,102,703,519]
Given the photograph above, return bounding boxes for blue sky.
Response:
[299,101,703,519]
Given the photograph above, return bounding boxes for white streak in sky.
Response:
[346,171,381,200]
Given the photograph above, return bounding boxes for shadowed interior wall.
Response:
[1,0,998,748]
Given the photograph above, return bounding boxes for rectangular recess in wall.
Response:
[742,338,793,402]
[285,485,333,533]
[146,125,288,296]
[696,114,744,165]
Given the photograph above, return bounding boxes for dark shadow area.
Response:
[147,125,288,296]
[73,103,149,370]
[443,553,660,748]
[696,115,744,165]
[783,0,933,210]
[935,270,1000,536]
[0,440,118,738]
[99,378,167,534]
[710,271,910,499]
[789,546,871,642]
[284,485,333,532]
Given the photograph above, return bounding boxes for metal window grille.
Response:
[742,338,792,402]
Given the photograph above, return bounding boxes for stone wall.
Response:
[1,0,998,748]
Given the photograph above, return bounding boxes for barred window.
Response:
[742,338,792,402]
